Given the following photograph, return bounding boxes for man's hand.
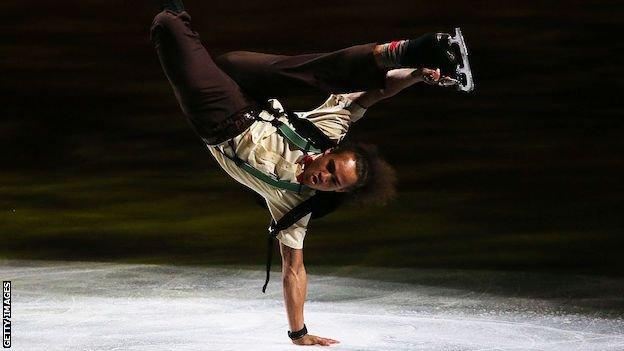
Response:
[416,67,459,87]
[384,67,441,95]
[414,67,441,84]
[292,334,340,346]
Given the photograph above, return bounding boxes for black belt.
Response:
[200,104,261,145]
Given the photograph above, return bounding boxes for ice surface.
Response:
[1,260,623,350]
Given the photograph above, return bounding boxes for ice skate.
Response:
[431,28,475,92]
[395,27,475,92]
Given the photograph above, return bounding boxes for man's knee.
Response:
[215,51,275,91]
[215,51,247,72]
[214,52,253,89]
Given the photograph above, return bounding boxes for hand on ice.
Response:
[292,334,340,346]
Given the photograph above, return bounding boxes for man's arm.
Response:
[281,242,306,333]
[280,242,339,346]
[344,67,441,108]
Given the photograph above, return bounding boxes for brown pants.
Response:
[150,10,387,144]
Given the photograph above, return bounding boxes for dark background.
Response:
[1,0,622,275]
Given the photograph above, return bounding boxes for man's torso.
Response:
[206,94,366,249]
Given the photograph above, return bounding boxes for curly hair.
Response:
[331,142,397,206]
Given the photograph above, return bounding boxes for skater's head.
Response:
[299,142,397,205]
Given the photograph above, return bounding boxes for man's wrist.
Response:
[288,323,308,340]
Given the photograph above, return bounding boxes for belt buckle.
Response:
[244,112,253,121]
[234,111,254,130]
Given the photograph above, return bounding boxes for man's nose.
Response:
[319,170,329,184]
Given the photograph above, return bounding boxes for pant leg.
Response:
[215,45,388,101]
[150,10,254,141]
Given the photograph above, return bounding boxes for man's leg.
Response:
[151,9,255,143]
[375,30,474,92]
[215,29,473,101]
[215,45,388,102]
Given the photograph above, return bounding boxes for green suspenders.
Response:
[215,111,321,194]
[274,122,322,154]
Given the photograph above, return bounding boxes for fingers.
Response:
[315,336,340,346]
[421,68,460,88]
[422,68,441,84]
[294,334,340,346]
[438,76,460,87]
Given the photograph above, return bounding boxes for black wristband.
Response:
[287,324,308,340]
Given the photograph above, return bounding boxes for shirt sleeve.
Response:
[266,195,312,250]
[296,94,368,142]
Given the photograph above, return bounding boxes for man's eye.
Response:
[328,160,335,173]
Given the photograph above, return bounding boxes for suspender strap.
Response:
[262,229,275,293]
[287,114,336,151]
[261,195,319,293]
[217,140,310,194]
[274,121,323,154]
[213,104,337,194]
[262,101,335,152]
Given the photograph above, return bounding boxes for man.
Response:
[151,0,472,346]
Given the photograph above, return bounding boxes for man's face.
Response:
[299,149,358,192]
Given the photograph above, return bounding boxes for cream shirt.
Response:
[207,94,367,249]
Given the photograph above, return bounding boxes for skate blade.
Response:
[449,27,475,92]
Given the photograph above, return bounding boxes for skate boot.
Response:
[402,28,475,92]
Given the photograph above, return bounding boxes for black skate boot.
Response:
[403,28,475,92]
